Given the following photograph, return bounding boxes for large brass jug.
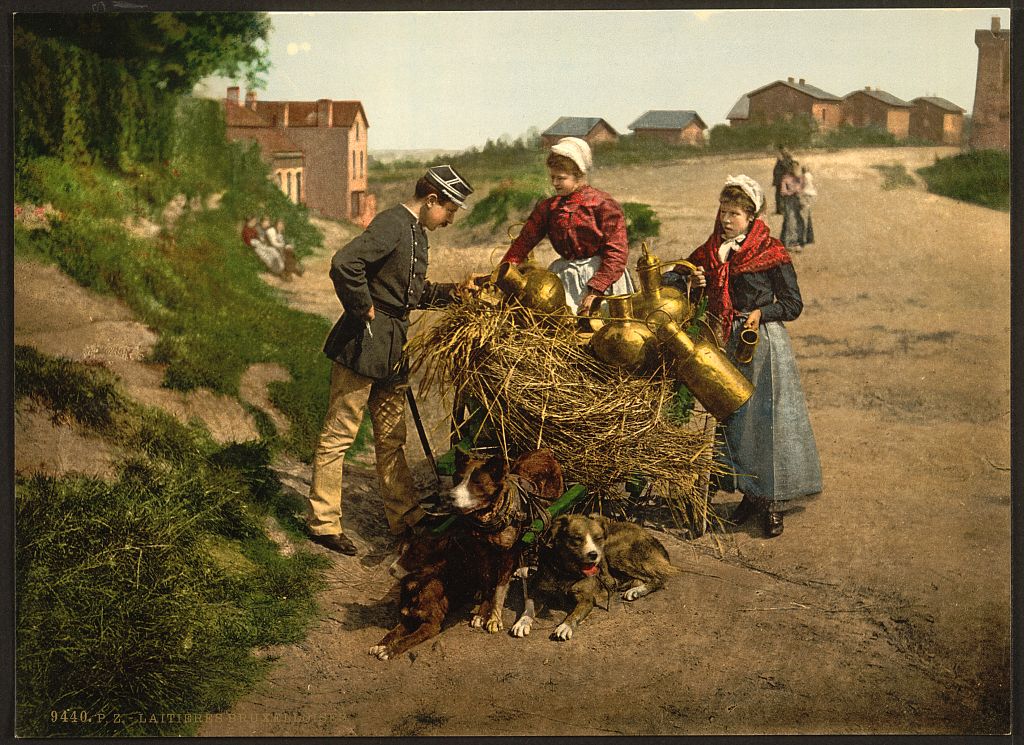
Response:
[654,318,753,420]
[495,261,570,323]
[589,294,658,373]
[630,243,693,326]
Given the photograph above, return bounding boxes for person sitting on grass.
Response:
[266,218,304,277]
[242,215,286,276]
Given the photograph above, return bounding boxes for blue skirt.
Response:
[715,319,822,502]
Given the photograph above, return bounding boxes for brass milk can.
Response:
[653,318,754,420]
[630,243,693,325]
[589,294,659,373]
[494,261,570,323]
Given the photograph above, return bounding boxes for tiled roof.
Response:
[726,95,749,120]
[542,116,616,137]
[628,110,706,131]
[224,102,271,127]
[912,96,964,113]
[332,101,368,127]
[748,79,842,102]
[845,89,912,108]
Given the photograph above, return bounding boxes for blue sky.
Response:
[197,8,1011,151]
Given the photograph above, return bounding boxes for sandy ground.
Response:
[14,147,1011,735]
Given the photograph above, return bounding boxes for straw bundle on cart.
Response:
[407,294,726,530]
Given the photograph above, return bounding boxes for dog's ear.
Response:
[453,446,471,476]
[546,514,569,544]
[482,452,509,480]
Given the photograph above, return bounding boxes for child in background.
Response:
[676,175,821,537]
[799,164,816,248]
[266,218,304,277]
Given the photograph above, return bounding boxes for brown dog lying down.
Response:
[447,447,563,634]
[369,448,564,660]
[510,513,679,641]
[369,532,483,660]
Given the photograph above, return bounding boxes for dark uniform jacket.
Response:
[323,204,455,382]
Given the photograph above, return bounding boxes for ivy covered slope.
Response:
[13,14,338,737]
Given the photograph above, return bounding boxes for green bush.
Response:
[15,344,124,430]
[14,356,328,737]
[463,178,549,230]
[594,134,702,167]
[709,116,817,152]
[622,202,661,246]
[820,124,898,148]
[916,149,1009,211]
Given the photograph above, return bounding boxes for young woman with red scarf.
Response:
[674,175,821,537]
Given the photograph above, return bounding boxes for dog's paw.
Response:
[485,614,504,634]
[368,645,391,660]
[622,584,650,601]
[551,622,574,641]
[470,614,486,629]
[510,616,533,637]
[512,565,536,579]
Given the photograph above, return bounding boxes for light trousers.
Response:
[306,362,424,537]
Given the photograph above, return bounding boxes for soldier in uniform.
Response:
[305,165,475,556]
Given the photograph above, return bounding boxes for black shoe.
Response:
[764,510,784,538]
[729,494,760,526]
[308,531,358,555]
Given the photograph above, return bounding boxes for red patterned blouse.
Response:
[500,185,629,293]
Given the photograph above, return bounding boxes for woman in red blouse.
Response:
[500,137,634,315]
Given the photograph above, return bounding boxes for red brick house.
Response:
[628,110,707,146]
[841,87,913,138]
[909,97,965,145]
[223,87,370,222]
[733,77,843,131]
[540,117,619,148]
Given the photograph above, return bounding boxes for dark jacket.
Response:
[323,204,454,381]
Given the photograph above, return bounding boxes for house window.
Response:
[277,172,282,188]
[287,172,293,198]
[352,151,356,172]
[351,191,362,216]
[355,120,360,141]
[295,171,302,202]
[360,151,364,178]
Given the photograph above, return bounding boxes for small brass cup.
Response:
[734,328,759,365]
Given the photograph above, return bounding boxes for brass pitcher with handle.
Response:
[589,294,659,373]
[630,242,694,326]
[494,261,571,326]
[652,315,753,421]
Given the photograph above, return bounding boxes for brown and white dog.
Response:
[510,513,679,641]
[369,448,563,660]
[447,447,564,633]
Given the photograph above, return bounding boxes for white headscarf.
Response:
[724,174,765,215]
[550,137,593,174]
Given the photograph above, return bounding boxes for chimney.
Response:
[316,98,333,128]
[226,86,240,106]
[245,90,257,110]
[799,78,806,85]
[787,76,795,83]
[864,85,871,91]
[991,16,1000,33]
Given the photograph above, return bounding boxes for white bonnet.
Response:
[723,174,765,214]
[550,137,593,174]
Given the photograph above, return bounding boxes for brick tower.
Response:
[968,16,1010,151]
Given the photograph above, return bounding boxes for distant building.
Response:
[726,95,750,127]
[628,110,707,146]
[969,16,1010,150]
[223,87,371,222]
[909,97,965,145]
[731,77,843,131]
[841,87,913,138]
[540,117,619,148]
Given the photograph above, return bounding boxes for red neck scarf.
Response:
[688,215,791,342]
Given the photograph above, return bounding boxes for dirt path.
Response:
[195,147,1010,736]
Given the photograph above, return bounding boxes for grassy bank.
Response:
[15,347,327,737]
[15,99,334,459]
[917,149,1009,211]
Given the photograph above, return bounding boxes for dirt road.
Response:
[20,146,1009,735]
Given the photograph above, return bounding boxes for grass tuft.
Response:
[916,149,1009,211]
